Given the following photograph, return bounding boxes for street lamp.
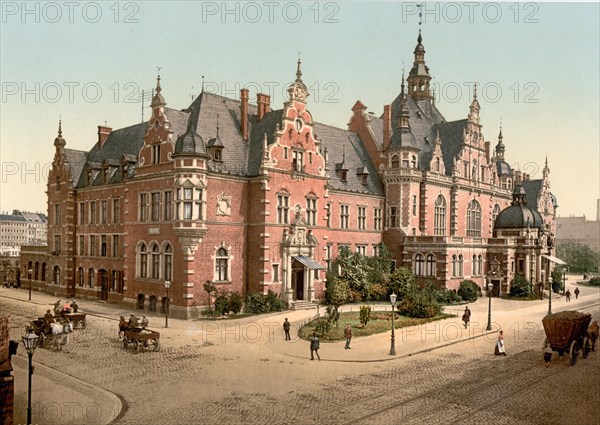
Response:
[28,268,33,301]
[486,281,493,331]
[22,328,39,425]
[562,267,567,296]
[164,280,171,328]
[390,292,397,356]
[546,269,552,315]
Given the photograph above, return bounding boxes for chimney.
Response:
[257,93,270,121]
[383,105,392,150]
[240,88,249,140]
[98,125,112,148]
[484,141,490,163]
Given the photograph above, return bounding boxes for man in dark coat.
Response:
[310,333,320,361]
[283,318,291,341]
[462,306,471,328]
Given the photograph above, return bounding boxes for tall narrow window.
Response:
[473,254,478,275]
[151,192,161,221]
[54,204,61,225]
[466,200,482,237]
[164,244,173,281]
[325,203,332,228]
[374,207,382,230]
[152,144,160,165]
[54,235,61,253]
[340,205,349,229]
[412,195,417,216]
[151,243,160,279]
[101,235,107,257]
[90,201,96,224]
[112,199,120,224]
[306,197,317,226]
[139,244,147,278]
[434,195,446,236]
[426,254,436,276]
[79,203,85,225]
[101,200,107,224]
[139,194,148,221]
[183,188,193,219]
[325,245,332,270]
[112,235,119,257]
[272,264,279,282]
[358,206,367,230]
[215,248,229,281]
[88,268,95,288]
[292,150,304,172]
[413,253,424,276]
[89,235,96,256]
[458,254,464,276]
[164,191,172,221]
[452,255,458,277]
[389,206,398,228]
[79,235,85,256]
[277,194,289,224]
[491,204,501,227]
[357,245,367,256]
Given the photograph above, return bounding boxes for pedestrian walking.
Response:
[543,343,553,367]
[494,330,507,356]
[462,306,471,329]
[71,300,79,313]
[283,318,291,341]
[344,324,352,349]
[310,332,321,361]
[565,289,571,302]
[574,287,580,300]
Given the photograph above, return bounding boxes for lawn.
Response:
[298,311,453,341]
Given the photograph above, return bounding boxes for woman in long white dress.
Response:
[495,330,507,356]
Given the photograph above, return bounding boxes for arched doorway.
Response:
[291,259,305,301]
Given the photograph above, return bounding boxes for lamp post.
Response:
[547,269,552,315]
[28,268,33,301]
[164,280,171,328]
[390,292,397,356]
[486,281,493,331]
[562,267,567,296]
[22,328,39,425]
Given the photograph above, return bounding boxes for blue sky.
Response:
[1,1,599,218]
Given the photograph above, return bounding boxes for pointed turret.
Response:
[287,59,309,103]
[54,120,66,149]
[543,156,550,179]
[467,83,481,125]
[398,75,410,129]
[407,29,433,100]
[150,74,166,108]
[495,126,505,160]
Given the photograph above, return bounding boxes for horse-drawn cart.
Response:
[29,317,73,350]
[542,310,592,366]
[64,312,87,329]
[122,328,160,352]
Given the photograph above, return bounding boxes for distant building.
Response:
[21,31,557,318]
[556,199,600,252]
[0,210,47,256]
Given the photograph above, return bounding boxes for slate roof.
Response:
[522,179,558,210]
[434,119,467,176]
[63,148,87,188]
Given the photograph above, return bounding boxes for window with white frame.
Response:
[325,203,332,228]
[112,235,119,257]
[388,206,398,228]
[176,187,203,220]
[272,264,279,282]
[491,204,501,226]
[277,194,289,224]
[90,235,96,256]
[164,191,172,221]
[112,199,120,224]
[90,201,96,224]
[458,254,464,276]
[434,195,446,236]
[306,197,317,226]
[79,235,85,256]
[374,207,382,230]
[426,254,436,276]
[151,192,161,221]
[152,144,160,165]
[139,244,147,278]
[358,206,367,230]
[340,205,349,229]
[151,243,160,279]
[139,194,148,221]
[79,202,85,225]
[466,199,482,237]
[101,200,107,224]
[452,254,458,277]
[215,247,229,281]
[292,150,304,172]
[325,244,332,270]
[356,245,367,256]
[412,195,417,216]
[164,244,172,281]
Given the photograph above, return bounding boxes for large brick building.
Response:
[22,31,557,318]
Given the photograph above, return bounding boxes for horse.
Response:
[50,321,74,352]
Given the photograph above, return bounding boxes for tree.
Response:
[458,280,479,302]
[203,281,216,312]
[556,241,599,273]
[367,242,392,287]
[388,267,417,299]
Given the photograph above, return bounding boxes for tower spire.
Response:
[150,71,167,109]
[407,27,433,100]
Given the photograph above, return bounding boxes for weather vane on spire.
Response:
[418,3,423,26]
[157,66,162,76]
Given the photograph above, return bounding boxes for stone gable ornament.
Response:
[216,193,232,216]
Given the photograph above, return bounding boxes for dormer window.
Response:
[292,150,304,172]
[213,149,222,162]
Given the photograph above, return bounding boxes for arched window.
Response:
[78,267,84,287]
[164,244,173,281]
[215,247,229,282]
[458,254,464,276]
[413,253,424,276]
[478,255,483,276]
[411,155,417,168]
[88,268,95,288]
[391,155,400,168]
[473,255,478,275]
[53,266,60,285]
[34,262,39,280]
[452,255,458,277]
[41,263,47,281]
[466,200,482,237]
[151,243,160,279]
[426,254,436,277]
[434,195,446,236]
[139,243,147,278]
[491,204,501,227]
[435,157,440,172]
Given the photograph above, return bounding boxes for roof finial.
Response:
[545,156,548,167]
[473,82,478,100]
[155,67,162,94]
[201,75,205,93]
[296,57,302,81]
[58,118,62,137]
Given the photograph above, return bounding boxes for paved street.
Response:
[2,279,599,425]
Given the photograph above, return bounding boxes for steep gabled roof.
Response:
[435,119,467,176]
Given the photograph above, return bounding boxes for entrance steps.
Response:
[289,300,318,310]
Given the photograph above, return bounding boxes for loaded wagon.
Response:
[122,328,160,352]
[542,310,592,366]
[64,312,87,329]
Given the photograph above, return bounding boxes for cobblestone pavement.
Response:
[2,287,599,425]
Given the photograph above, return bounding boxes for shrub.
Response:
[359,305,372,327]
[510,274,533,297]
[315,317,331,335]
[266,290,285,312]
[367,283,389,301]
[551,270,564,293]
[214,295,229,315]
[436,289,462,304]
[388,267,417,300]
[458,280,479,302]
[588,277,600,286]
[245,292,270,314]
[397,291,441,318]
[325,305,340,331]
[227,292,243,314]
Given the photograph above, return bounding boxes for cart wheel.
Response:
[133,340,140,353]
[152,340,160,352]
[39,333,45,348]
[583,337,591,359]
[569,340,579,366]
